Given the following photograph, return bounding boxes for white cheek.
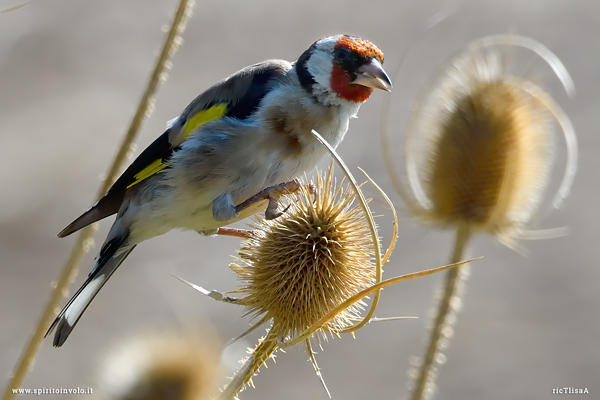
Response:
[307,51,334,89]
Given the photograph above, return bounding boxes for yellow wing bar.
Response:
[182,103,228,139]
[127,159,167,189]
[126,103,228,189]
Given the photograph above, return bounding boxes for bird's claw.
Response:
[235,180,301,221]
[266,202,291,220]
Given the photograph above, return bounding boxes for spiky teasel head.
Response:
[404,35,576,247]
[96,327,221,400]
[230,168,375,340]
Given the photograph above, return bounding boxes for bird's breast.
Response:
[262,98,353,160]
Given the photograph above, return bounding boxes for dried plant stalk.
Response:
[214,164,465,397]
[215,259,472,400]
[399,35,576,400]
[404,35,575,245]
[218,331,278,400]
[177,133,472,399]
[409,225,471,400]
[2,2,195,399]
[218,138,389,398]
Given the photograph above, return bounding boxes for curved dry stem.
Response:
[409,224,472,400]
[219,330,279,400]
[358,167,398,266]
[522,83,577,210]
[310,130,384,333]
[279,257,478,349]
[1,2,195,399]
[467,34,575,97]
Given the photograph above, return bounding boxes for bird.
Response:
[46,34,392,347]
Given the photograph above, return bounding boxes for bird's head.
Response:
[296,35,392,105]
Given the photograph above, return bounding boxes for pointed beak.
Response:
[352,58,393,92]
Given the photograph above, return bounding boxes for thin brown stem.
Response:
[219,330,279,400]
[2,1,194,399]
[279,257,477,350]
[409,224,472,400]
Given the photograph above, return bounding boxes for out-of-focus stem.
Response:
[409,224,472,400]
[2,1,194,399]
[0,2,29,14]
[219,330,279,400]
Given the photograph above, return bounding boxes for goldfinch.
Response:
[47,34,392,347]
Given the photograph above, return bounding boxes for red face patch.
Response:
[329,37,384,103]
[330,64,374,103]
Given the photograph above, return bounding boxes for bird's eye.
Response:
[335,48,349,60]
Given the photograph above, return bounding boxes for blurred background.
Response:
[1,0,598,399]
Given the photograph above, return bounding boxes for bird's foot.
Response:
[235,180,302,220]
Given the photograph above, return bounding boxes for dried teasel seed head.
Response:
[96,327,221,400]
[230,169,375,340]
[425,80,551,229]
[405,35,576,245]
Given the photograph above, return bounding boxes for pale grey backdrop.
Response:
[1,0,598,399]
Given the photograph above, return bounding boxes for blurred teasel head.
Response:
[96,327,221,400]
[230,167,376,341]
[399,35,577,248]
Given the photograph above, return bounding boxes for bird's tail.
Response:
[46,234,136,347]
